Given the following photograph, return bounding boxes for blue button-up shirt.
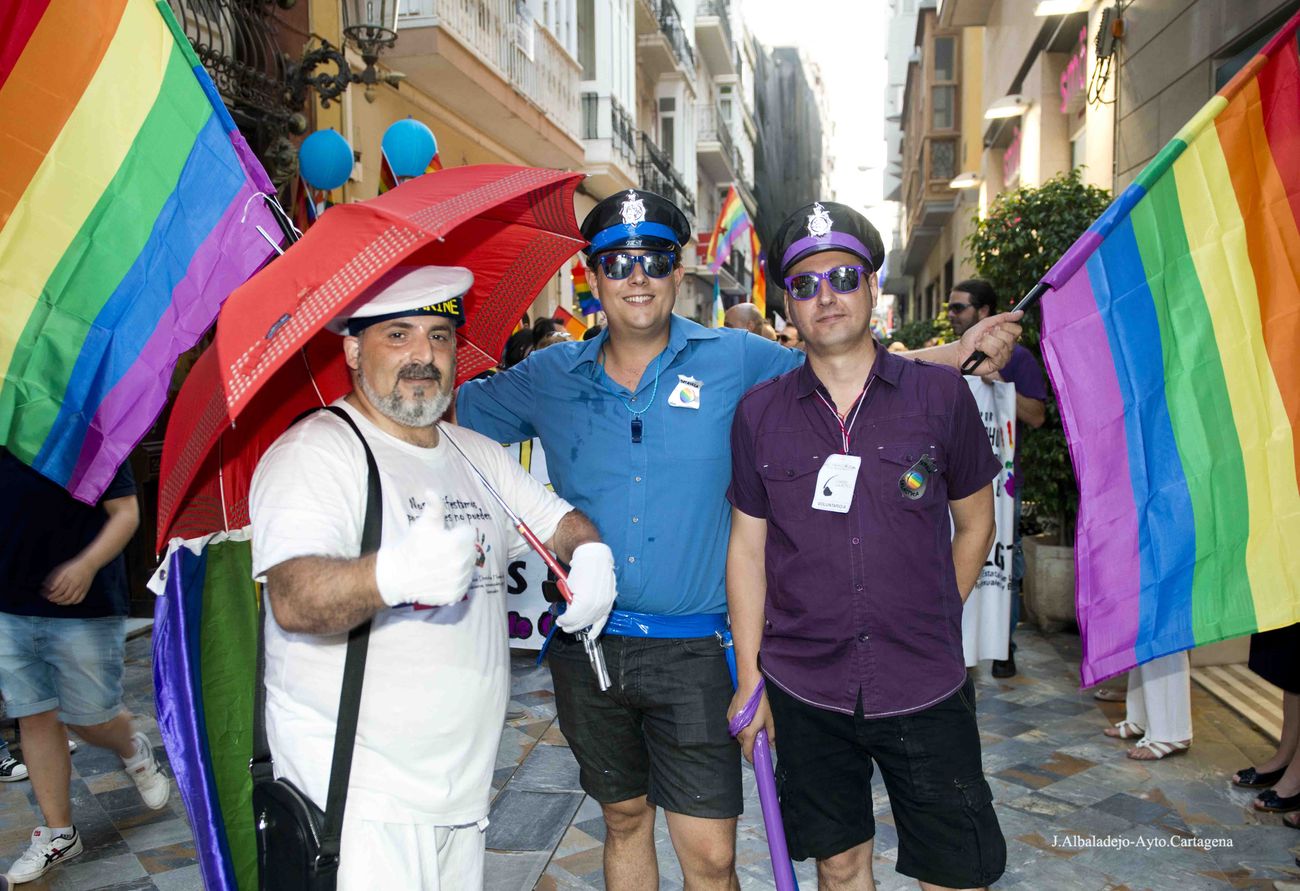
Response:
[457,315,800,615]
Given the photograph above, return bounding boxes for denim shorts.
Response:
[547,631,742,819]
[767,676,1006,888]
[0,613,126,725]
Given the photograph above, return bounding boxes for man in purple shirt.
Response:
[726,202,1006,890]
[948,279,1048,678]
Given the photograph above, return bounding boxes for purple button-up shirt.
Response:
[727,346,1000,717]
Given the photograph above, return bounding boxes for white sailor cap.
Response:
[327,265,473,335]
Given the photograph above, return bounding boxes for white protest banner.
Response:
[501,438,561,649]
[960,378,1017,666]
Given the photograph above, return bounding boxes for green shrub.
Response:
[965,168,1111,539]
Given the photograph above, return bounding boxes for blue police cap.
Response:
[580,189,693,257]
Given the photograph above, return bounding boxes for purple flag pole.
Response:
[728,678,797,891]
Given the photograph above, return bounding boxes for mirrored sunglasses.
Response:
[783,265,867,300]
[596,251,677,280]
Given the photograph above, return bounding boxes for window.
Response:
[577,0,595,78]
[930,35,957,131]
[932,85,954,130]
[1071,128,1086,171]
[719,84,734,127]
[933,37,955,82]
[930,139,956,181]
[659,96,676,158]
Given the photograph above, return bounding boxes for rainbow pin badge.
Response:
[898,455,937,500]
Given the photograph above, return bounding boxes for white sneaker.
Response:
[67,738,78,754]
[4,826,82,883]
[0,755,27,783]
[123,732,169,810]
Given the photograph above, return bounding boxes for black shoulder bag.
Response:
[251,406,381,890]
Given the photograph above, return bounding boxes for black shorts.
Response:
[547,631,742,819]
[767,676,1006,888]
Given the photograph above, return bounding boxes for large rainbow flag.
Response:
[0,0,280,503]
[705,185,752,273]
[1039,12,1300,685]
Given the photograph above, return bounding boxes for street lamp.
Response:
[949,172,982,189]
[984,94,1030,120]
[290,0,404,108]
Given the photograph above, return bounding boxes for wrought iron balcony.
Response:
[635,0,695,77]
[696,104,745,184]
[637,131,695,220]
[695,0,735,74]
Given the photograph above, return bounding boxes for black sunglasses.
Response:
[947,301,973,313]
[596,251,677,280]
[783,265,867,300]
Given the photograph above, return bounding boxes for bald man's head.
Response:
[724,302,765,333]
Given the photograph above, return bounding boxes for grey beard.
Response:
[357,366,452,428]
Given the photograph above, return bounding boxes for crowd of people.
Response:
[1,183,1296,890]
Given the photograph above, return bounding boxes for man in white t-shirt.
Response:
[249,265,618,890]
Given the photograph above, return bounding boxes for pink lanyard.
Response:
[815,378,873,455]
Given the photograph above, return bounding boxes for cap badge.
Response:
[620,190,647,226]
[807,202,833,238]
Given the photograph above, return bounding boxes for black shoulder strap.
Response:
[252,404,382,865]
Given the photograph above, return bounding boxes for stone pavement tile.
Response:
[539,723,569,746]
[46,851,147,890]
[574,815,606,844]
[135,840,198,874]
[148,863,204,891]
[496,725,538,770]
[119,817,194,853]
[1002,791,1080,819]
[551,824,601,859]
[551,842,604,878]
[83,770,134,795]
[486,789,582,851]
[1094,791,1174,823]
[537,863,601,890]
[997,762,1065,790]
[507,743,582,793]
[483,849,553,891]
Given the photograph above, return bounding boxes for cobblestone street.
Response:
[2,627,1298,890]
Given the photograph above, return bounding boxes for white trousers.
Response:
[1125,650,1192,742]
[337,817,486,891]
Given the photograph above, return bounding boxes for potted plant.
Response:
[965,169,1111,630]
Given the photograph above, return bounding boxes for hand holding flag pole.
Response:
[729,678,797,891]
[439,430,611,691]
[957,283,1045,375]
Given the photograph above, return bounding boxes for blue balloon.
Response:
[382,118,438,178]
[298,129,353,191]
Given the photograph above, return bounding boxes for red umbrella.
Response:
[157,165,585,549]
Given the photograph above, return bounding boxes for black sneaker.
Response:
[992,655,1017,678]
[0,755,27,783]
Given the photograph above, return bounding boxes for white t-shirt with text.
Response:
[249,400,572,825]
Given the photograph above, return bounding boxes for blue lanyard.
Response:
[600,353,663,443]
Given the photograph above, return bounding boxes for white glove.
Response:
[374,493,478,608]
[557,542,618,638]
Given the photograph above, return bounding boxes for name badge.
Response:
[812,454,861,512]
[668,375,702,409]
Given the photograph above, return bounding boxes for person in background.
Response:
[0,452,169,886]
[777,324,802,349]
[723,302,765,334]
[947,279,1047,679]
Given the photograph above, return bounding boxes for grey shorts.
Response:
[547,632,742,819]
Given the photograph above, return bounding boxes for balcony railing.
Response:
[696,103,745,181]
[399,0,580,138]
[643,0,695,71]
[167,0,290,123]
[637,131,695,219]
[581,92,638,170]
[697,0,734,56]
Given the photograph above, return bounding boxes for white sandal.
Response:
[1103,720,1145,739]
[1127,738,1190,760]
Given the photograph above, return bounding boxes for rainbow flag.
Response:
[378,148,400,194]
[154,536,259,890]
[750,229,766,317]
[553,305,586,339]
[1039,12,1300,686]
[572,261,600,315]
[0,0,280,503]
[292,173,319,234]
[705,185,752,273]
[713,278,724,328]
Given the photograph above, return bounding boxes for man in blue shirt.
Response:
[456,189,1023,890]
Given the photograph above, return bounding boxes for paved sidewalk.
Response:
[3,629,1299,889]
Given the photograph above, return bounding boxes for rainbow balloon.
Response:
[1040,12,1300,685]
[0,0,279,502]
